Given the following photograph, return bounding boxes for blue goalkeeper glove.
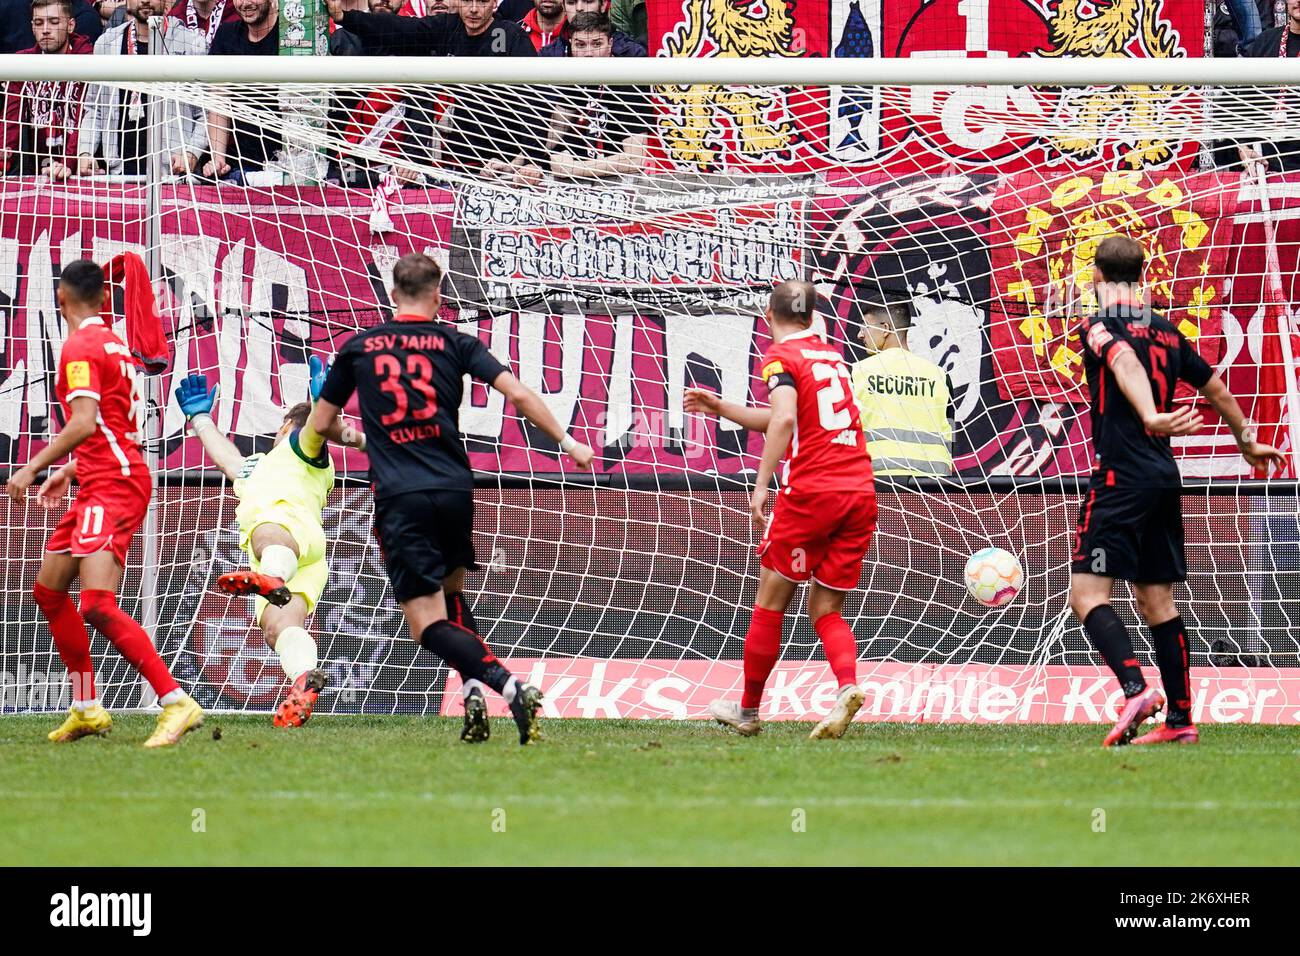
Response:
[176,373,218,419]
[309,355,330,402]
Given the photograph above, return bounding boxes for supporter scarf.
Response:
[185,0,227,47]
[25,46,84,153]
[125,20,143,120]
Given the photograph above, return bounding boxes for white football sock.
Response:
[462,678,487,699]
[159,688,187,707]
[71,697,99,712]
[275,626,318,681]
[501,677,519,703]
[259,544,299,582]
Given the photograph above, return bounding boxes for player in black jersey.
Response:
[1070,235,1283,747]
[305,253,594,744]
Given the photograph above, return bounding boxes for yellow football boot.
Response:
[143,694,204,748]
[48,704,113,743]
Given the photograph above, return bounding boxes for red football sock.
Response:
[81,590,180,698]
[742,605,784,709]
[814,613,859,689]
[33,583,96,703]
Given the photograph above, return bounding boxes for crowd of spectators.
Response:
[0,0,1293,187]
[0,0,652,185]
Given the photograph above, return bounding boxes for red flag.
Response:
[102,251,169,375]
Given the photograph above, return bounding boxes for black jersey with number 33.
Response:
[1080,304,1213,488]
[319,315,507,498]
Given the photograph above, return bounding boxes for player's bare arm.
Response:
[1108,348,1203,437]
[491,370,595,470]
[750,384,797,529]
[684,387,773,433]
[1198,373,1285,471]
[6,395,99,502]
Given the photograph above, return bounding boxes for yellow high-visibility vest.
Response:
[850,349,953,478]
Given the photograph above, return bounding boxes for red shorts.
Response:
[46,475,152,566]
[758,489,877,591]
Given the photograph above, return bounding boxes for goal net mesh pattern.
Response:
[2,65,1299,720]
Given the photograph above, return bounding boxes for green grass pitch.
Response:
[2,716,1297,866]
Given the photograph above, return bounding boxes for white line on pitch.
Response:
[0,790,1297,813]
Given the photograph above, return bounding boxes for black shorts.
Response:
[1070,483,1186,583]
[373,489,477,603]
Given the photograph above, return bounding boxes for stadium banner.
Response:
[805,169,1090,479]
[0,182,455,471]
[646,0,1203,175]
[987,169,1234,404]
[0,175,1289,482]
[444,660,1300,724]
[447,178,812,477]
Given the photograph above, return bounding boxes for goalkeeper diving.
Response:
[177,358,366,727]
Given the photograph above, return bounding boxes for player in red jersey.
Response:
[686,281,877,739]
[5,260,204,748]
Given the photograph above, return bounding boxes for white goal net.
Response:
[2,50,1299,724]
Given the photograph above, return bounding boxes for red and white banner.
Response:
[0,182,455,471]
[445,659,1300,724]
[1,175,1293,483]
[647,0,1205,175]
[988,169,1235,404]
[479,203,804,288]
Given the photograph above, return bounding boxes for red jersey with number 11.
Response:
[760,328,874,495]
[56,317,149,486]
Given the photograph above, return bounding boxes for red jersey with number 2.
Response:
[760,328,874,494]
[56,317,149,486]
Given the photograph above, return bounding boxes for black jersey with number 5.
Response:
[1080,304,1213,488]
[319,315,507,498]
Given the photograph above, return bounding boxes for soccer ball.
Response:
[964,547,1024,608]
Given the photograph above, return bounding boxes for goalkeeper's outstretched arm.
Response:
[304,399,340,461]
[192,419,246,481]
[176,374,245,480]
[302,358,367,457]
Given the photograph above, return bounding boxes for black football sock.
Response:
[1084,605,1147,698]
[419,620,516,698]
[1149,616,1193,727]
[445,595,516,699]
[446,592,479,636]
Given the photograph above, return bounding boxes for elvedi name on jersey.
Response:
[390,423,442,444]
[859,373,940,398]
